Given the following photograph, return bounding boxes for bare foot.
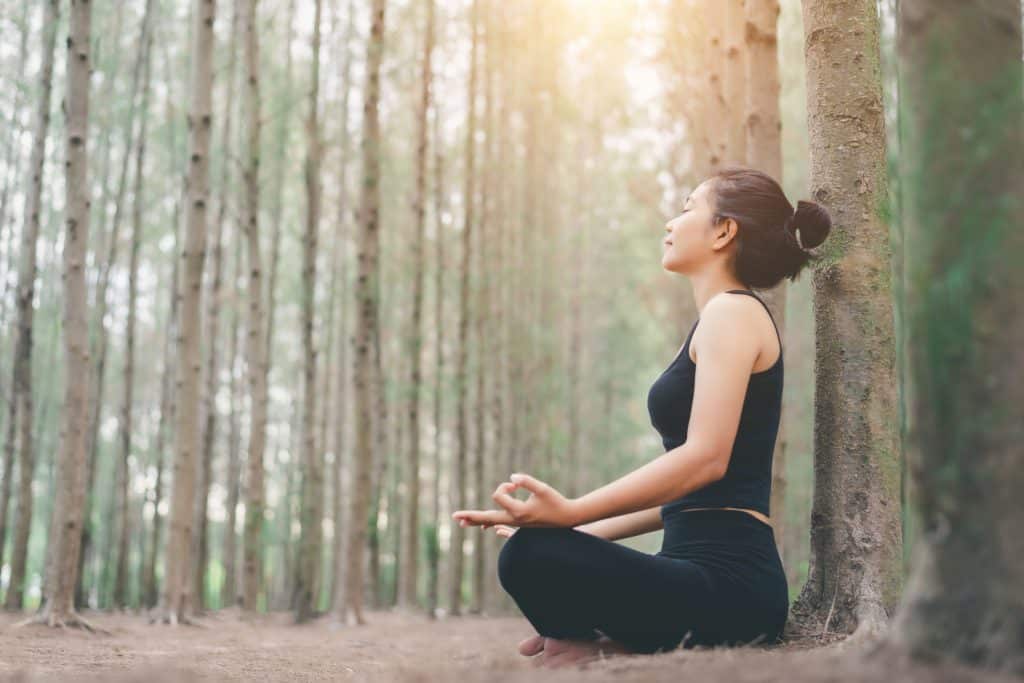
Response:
[518,633,545,657]
[534,636,633,669]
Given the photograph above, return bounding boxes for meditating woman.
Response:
[452,166,832,668]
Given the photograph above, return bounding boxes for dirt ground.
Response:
[0,609,1018,682]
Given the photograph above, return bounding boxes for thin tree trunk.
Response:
[449,0,479,618]
[220,233,243,608]
[344,0,387,626]
[396,0,435,612]
[1,0,60,612]
[79,0,149,608]
[113,0,156,610]
[241,0,269,614]
[724,0,747,164]
[744,0,788,567]
[161,0,215,624]
[789,0,902,641]
[295,0,324,623]
[142,50,185,608]
[328,0,356,616]
[886,1,1023,675]
[425,57,447,622]
[38,0,94,628]
[193,0,239,613]
[0,1,32,565]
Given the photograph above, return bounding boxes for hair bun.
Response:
[790,199,831,250]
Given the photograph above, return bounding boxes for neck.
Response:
[689,272,748,316]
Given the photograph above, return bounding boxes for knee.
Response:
[497,527,547,594]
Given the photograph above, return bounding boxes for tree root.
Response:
[15,609,109,635]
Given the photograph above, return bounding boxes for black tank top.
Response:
[646,289,783,518]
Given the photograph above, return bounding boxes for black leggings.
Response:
[497,508,789,654]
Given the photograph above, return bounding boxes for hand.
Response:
[452,473,580,529]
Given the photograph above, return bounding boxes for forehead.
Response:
[686,181,711,204]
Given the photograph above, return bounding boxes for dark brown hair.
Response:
[706,165,832,289]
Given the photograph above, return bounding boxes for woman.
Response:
[453,166,832,668]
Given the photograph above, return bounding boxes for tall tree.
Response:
[884,1,1023,675]
[37,0,94,628]
[295,0,324,623]
[723,0,747,162]
[449,0,479,618]
[241,0,269,614]
[743,0,789,565]
[328,0,356,616]
[789,0,901,641]
[344,0,388,626]
[2,0,60,611]
[193,0,240,613]
[113,0,157,610]
[161,0,215,624]
[396,0,436,611]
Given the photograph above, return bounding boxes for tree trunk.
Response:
[241,0,269,614]
[723,0,747,163]
[884,1,1024,675]
[426,82,447,621]
[449,0,479,618]
[193,0,239,614]
[704,0,727,173]
[295,0,324,623]
[39,0,93,627]
[143,183,182,611]
[113,0,156,610]
[744,0,789,566]
[161,0,214,624]
[395,0,436,612]
[220,233,243,608]
[2,0,60,612]
[789,0,901,641]
[344,0,387,626]
[328,0,356,616]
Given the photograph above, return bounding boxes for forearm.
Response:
[575,506,663,542]
[570,441,724,528]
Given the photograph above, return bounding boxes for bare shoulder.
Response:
[691,293,763,361]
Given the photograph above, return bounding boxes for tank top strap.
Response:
[725,289,782,349]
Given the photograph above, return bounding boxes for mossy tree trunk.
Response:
[789,0,902,641]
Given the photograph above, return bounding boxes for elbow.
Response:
[706,453,730,484]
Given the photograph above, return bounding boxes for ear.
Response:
[711,217,739,252]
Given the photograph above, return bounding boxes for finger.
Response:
[491,481,516,504]
[454,509,514,527]
[509,472,549,497]
[493,487,528,519]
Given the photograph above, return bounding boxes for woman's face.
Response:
[662,180,718,274]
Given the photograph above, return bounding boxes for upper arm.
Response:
[684,296,761,478]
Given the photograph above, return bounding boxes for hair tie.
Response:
[785,211,802,248]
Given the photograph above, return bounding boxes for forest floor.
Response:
[0,608,1018,682]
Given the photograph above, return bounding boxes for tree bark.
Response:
[241,0,269,614]
[295,0,324,623]
[344,0,387,626]
[396,0,436,612]
[449,0,479,618]
[884,1,1024,675]
[193,0,239,614]
[161,0,214,624]
[2,0,60,612]
[789,0,902,642]
[39,0,94,627]
[744,0,788,566]
[113,0,156,610]
[328,0,356,616]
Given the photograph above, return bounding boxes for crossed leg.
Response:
[497,526,721,663]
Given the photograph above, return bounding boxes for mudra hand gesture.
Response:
[452,473,580,535]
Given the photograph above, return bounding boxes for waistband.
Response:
[661,508,775,545]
